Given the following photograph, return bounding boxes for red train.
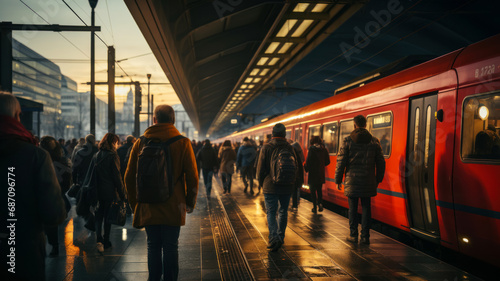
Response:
[215,34,500,267]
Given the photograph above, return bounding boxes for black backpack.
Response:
[136,135,185,203]
[270,143,297,185]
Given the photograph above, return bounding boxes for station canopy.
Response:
[125,0,500,138]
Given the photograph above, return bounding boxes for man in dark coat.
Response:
[237,137,257,194]
[71,134,98,186]
[196,139,218,197]
[257,123,301,251]
[304,136,330,213]
[117,135,136,178]
[335,115,385,244]
[0,92,67,281]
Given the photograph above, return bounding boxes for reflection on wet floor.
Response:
[45,175,482,281]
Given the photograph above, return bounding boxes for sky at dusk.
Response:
[0,0,180,106]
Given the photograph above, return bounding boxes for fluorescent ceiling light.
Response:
[244,90,250,93]
[237,90,243,93]
[265,42,280,54]
[292,20,314,37]
[268,57,280,66]
[245,78,253,83]
[276,19,298,37]
[237,97,243,100]
[293,3,309,12]
[257,57,269,66]
[232,97,237,100]
[241,84,248,89]
[260,68,270,76]
[253,78,262,83]
[234,94,240,97]
[250,68,260,76]
[241,94,246,97]
[278,43,293,54]
[312,3,328,12]
[248,85,255,89]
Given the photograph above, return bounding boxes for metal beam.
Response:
[0,22,100,32]
[108,46,115,133]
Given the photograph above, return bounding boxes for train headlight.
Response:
[462,237,469,243]
[478,105,489,120]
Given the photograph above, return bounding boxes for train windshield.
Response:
[462,92,500,161]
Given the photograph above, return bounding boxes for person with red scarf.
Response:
[0,92,67,281]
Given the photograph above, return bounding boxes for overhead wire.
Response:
[61,0,109,47]
[18,0,90,58]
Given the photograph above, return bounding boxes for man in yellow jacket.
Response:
[125,105,198,281]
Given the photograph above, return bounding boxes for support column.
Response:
[0,22,12,92]
[134,82,141,137]
[108,46,115,133]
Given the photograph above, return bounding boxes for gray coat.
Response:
[334,128,385,197]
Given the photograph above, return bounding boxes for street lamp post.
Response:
[89,0,98,136]
[147,73,151,126]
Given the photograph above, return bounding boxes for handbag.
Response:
[107,200,127,226]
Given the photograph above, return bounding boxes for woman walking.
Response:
[304,136,330,213]
[219,140,236,194]
[94,133,127,252]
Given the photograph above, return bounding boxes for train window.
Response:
[286,130,291,140]
[367,112,393,157]
[339,120,354,145]
[424,106,432,168]
[294,127,303,145]
[323,122,338,155]
[461,92,500,161]
[308,125,321,145]
[413,108,420,162]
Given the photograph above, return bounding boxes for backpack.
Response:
[270,143,297,185]
[136,135,185,203]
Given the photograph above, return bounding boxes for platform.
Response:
[45,175,482,281]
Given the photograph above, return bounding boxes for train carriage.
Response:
[215,34,500,267]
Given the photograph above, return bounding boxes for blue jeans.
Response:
[264,193,291,243]
[348,197,371,239]
[202,169,213,196]
[221,172,232,192]
[145,225,181,281]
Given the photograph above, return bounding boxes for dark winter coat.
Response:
[334,128,385,197]
[95,149,126,201]
[72,142,98,185]
[257,137,301,194]
[0,137,67,281]
[237,141,257,167]
[197,144,218,170]
[117,142,134,178]
[219,146,237,174]
[304,144,331,185]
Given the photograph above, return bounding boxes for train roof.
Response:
[223,33,500,139]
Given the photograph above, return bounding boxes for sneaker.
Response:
[96,242,104,253]
[223,190,227,194]
[271,240,283,252]
[103,241,112,249]
[312,207,317,214]
[360,237,370,245]
[346,236,358,243]
[267,239,278,249]
[318,204,323,212]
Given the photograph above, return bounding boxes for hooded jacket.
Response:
[237,141,257,167]
[125,123,198,228]
[334,128,385,197]
[304,144,331,185]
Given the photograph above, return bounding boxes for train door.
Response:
[406,94,440,241]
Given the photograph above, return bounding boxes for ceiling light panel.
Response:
[278,43,293,54]
[256,57,269,66]
[244,78,253,83]
[253,78,262,83]
[260,68,270,76]
[276,19,298,37]
[250,68,260,76]
[292,20,314,37]
[312,3,328,12]
[268,57,280,66]
[265,42,280,54]
[293,3,309,12]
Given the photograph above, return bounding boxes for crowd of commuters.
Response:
[1,91,387,280]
